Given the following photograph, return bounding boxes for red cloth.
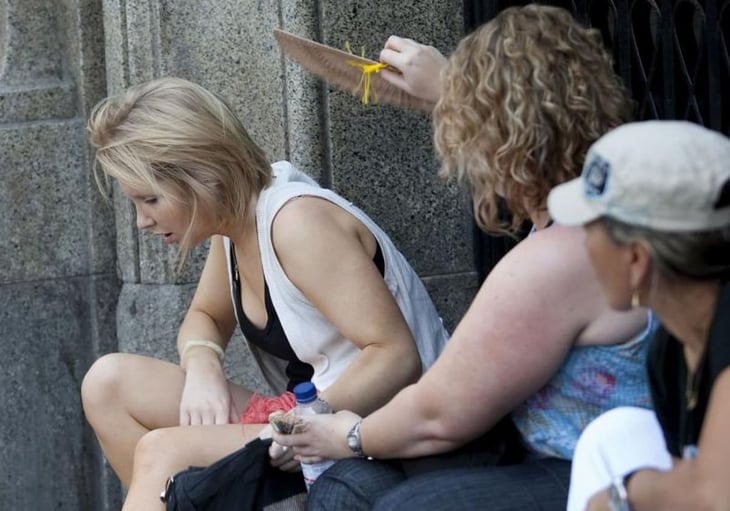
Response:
[239,391,297,424]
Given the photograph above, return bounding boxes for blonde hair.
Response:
[434,5,633,234]
[88,77,271,267]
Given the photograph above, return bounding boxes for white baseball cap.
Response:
[548,120,730,231]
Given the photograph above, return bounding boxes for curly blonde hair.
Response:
[434,5,633,234]
[88,77,271,267]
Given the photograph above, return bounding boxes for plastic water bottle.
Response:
[293,381,335,491]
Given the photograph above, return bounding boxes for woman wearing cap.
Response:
[81,77,449,510]
[272,6,656,511]
[549,120,730,511]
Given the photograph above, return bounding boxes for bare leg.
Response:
[81,353,253,485]
[121,423,266,511]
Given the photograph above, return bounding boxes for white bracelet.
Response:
[181,339,225,363]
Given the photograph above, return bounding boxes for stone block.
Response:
[0,120,96,283]
[156,0,287,162]
[0,0,64,85]
[317,0,472,276]
[60,0,108,119]
[280,0,327,183]
[0,278,108,510]
[422,271,479,334]
[0,82,77,123]
[327,103,474,275]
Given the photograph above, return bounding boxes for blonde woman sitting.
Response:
[81,77,448,511]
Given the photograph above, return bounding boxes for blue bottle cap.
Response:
[293,382,317,404]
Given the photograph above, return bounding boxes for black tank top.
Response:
[229,240,385,390]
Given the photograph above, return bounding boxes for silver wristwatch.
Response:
[346,419,366,458]
[608,475,632,511]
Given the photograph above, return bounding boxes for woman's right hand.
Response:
[379,36,448,105]
[179,350,238,426]
[272,410,362,462]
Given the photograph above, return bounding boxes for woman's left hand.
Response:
[259,424,301,472]
[272,410,362,463]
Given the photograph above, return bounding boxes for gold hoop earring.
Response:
[631,290,640,308]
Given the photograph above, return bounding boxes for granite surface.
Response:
[0,120,92,283]
[0,277,117,510]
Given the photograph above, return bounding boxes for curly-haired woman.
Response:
[273,5,653,510]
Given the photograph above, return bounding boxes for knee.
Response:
[133,428,177,475]
[81,353,129,420]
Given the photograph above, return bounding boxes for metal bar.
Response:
[705,0,722,130]
[660,0,676,118]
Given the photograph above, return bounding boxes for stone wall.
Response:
[0,1,474,509]
[0,0,119,509]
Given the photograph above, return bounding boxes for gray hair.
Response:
[601,217,730,281]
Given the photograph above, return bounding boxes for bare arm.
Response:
[177,235,237,360]
[379,36,448,106]
[272,197,422,417]
[176,235,240,425]
[275,227,606,460]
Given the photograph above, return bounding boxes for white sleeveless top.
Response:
[224,161,449,393]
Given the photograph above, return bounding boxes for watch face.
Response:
[347,421,363,456]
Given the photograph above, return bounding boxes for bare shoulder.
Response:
[504,225,647,346]
[270,196,346,248]
[483,225,605,331]
[493,225,597,292]
[272,194,336,225]
[270,195,371,278]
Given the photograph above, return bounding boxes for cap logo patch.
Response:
[583,153,610,197]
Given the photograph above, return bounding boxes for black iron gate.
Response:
[465,0,730,283]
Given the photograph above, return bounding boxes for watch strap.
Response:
[347,419,366,458]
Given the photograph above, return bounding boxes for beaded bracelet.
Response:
[181,339,225,363]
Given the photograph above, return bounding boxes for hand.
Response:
[586,487,611,511]
[269,441,301,472]
[260,424,301,472]
[272,410,362,463]
[379,35,448,106]
[179,352,238,426]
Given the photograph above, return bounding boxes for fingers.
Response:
[380,37,420,70]
[229,404,240,424]
[179,409,191,426]
[214,406,230,425]
[379,69,411,92]
[278,459,302,472]
[179,405,231,426]
[383,35,418,52]
[379,48,407,70]
[259,424,273,441]
[271,429,295,447]
[269,440,297,468]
